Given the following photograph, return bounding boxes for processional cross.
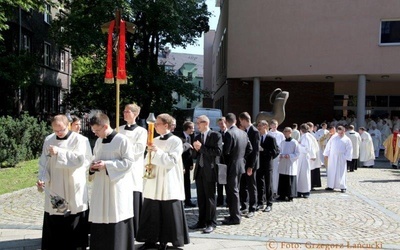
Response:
[101,9,135,131]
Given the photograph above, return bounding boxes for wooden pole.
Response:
[115,9,121,131]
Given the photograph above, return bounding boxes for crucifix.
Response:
[101,9,135,131]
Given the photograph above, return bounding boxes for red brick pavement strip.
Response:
[1,156,400,249]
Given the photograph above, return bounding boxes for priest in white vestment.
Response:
[297,124,315,198]
[358,127,375,168]
[89,112,135,250]
[323,126,353,192]
[269,119,285,196]
[37,114,92,249]
[369,125,382,158]
[119,103,147,236]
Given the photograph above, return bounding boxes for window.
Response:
[187,72,193,81]
[44,4,51,24]
[380,20,400,45]
[60,50,65,71]
[23,35,31,52]
[389,96,400,107]
[44,43,50,66]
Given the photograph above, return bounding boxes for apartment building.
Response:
[1,3,71,118]
[205,0,400,127]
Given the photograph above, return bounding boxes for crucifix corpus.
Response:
[101,9,135,131]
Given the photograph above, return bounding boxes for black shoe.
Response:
[256,204,264,211]
[392,165,398,169]
[159,243,167,250]
[369,166,374,168]
[203,226,214,234]
[297,193,302,198]
[311,188,316,191]
[263,206,272,212]
[341,189,346,193]
[189,223,205,230]
[222,219,240,225]
[325,187,334,191]
[275,196,286,201]
[138,243,158,250]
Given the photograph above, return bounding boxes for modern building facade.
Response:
[205,0,400,128]
[158,48,204,109]
[1,3,71,118]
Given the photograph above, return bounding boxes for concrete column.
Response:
[252,77,260,121]
[356,75,366,129]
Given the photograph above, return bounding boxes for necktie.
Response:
[199,133,204,167]
[186,136,191,144]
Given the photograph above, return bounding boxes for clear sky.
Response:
[167,0,220,55]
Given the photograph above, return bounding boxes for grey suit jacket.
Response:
[223,126,253,175]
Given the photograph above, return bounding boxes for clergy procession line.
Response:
[16,104,400,249]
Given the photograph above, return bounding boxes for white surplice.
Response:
[359,131,375,166]
[38,132,91,215]
[89,132,134,224]
[269,130,285,194]
[323,134,353,190]
[368,128,382,156]
[278,139,299,176]
[142,134,185,201]
[119,124,148,192]
[345,130,361,160]
[297,133,316,193]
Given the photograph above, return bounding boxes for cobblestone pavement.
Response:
[1,156,400,249]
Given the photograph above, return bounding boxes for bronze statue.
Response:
[256,88,289,125]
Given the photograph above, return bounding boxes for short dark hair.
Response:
[225,113,236,124]
[183,121,194,131]
[300,123,309,133]
[89,112,110,126]
[238,112,251,122]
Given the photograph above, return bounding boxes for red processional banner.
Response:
[105,20,127,84]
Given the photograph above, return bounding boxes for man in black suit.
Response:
[222,113,252,225]
[238,112,260,218]
[176,121,196,207]
[256,120,279,212]
[189,115,222,234]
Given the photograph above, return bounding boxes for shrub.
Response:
[0,113,51,167]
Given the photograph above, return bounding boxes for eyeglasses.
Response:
[196,121,206,125]
[53,127,68,133]
[91,125,105,133]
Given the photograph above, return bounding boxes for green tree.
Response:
[53,0,211,119]
[0,49,39,115]
[0,0,54,41]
